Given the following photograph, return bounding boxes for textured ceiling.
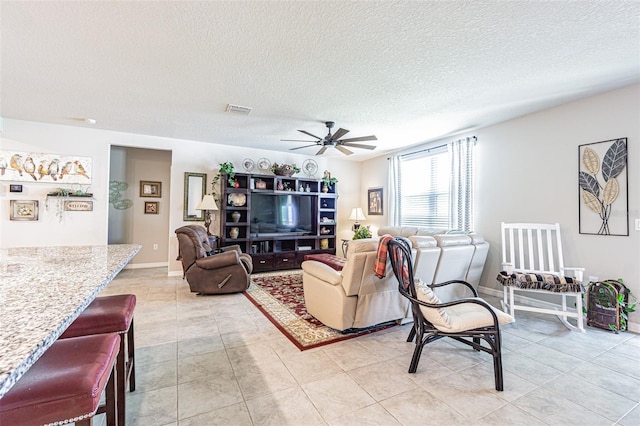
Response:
[1,1,639,160]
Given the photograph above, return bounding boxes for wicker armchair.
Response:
[387,238,513,391]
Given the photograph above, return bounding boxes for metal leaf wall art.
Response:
[578,138,628,236]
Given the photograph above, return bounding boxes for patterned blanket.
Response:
[374,235,394,278]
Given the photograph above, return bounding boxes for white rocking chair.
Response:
[497,222,585,332]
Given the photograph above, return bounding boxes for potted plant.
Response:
[321,170,338,192]
[271,163,301,176]
[353,226,372,240]
[211,162,236,202]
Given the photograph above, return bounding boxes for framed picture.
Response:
[140,180,161,198]
[10,200,39,221]
[9,184,23,193]
[144,201,159,214]
[0,150,93,184]
[578,138,628,236]
[368,187,383,215]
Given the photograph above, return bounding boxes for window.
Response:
[391,137,475,231]
[398,145,450,228]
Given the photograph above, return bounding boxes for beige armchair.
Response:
[175,225,253,294]
[301,238,415,331]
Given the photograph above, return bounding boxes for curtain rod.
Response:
[387,136,477,160]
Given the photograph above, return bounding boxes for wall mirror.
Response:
[183,172,207,221]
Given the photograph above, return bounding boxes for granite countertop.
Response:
[0,244,141,398]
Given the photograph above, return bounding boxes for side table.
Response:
[341,239,350,257]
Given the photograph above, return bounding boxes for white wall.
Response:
[475,85,639,299]
[361,84,640,325]
[0,119,359,274]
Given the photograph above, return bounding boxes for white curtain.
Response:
[448,137,476,231]
[387,155,401,226]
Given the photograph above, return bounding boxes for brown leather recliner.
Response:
[175,225,253,294]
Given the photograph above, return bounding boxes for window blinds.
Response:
[398,145,450,228]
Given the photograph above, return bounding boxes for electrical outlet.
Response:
[589,275,598,283]
[635,218,640,231]
[153,244,158,250]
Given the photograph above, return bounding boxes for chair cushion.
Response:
[440,299,514,332]
[415,280,513,332]
[497,271,584,293]
[0,334,120,425]
[415,279,451,329]
[61,294,136,338]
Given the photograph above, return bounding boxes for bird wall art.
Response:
[0,151,92,184]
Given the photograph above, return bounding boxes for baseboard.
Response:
[124,262,168,269]
[478,285,639,334]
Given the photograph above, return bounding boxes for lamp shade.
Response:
[195,194,219,211]
[349,207,366,221]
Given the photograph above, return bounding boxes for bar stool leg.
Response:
[117,334,126,426]
[128,318,136,392]
[106,361,118,426]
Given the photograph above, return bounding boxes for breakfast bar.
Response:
[0,244,141,398]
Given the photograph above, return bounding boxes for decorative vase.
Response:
[229,227,239,239]
[231,211,241,223]
[322,185,329,193]
[320,238,329,249]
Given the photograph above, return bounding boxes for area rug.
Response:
[245,270,396,351]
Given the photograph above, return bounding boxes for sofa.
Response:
[377,226,489,294]
[301,228,490,331]
[175,225,253,294]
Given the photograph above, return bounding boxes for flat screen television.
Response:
[250,193,316,237]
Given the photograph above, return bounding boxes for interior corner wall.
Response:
[108,146,129,244]
[360,155,389,238]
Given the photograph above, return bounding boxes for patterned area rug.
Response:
[245,270,396,351]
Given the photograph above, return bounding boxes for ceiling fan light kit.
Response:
[283,121,377,156]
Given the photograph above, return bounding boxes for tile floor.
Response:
[99,267,640,426]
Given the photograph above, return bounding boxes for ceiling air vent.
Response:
[225,104,252,115]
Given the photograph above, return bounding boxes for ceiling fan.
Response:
[282,121,377,156]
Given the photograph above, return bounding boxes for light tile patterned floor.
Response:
[100,268,640,426]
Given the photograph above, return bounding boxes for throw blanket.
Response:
[374,234,394,278]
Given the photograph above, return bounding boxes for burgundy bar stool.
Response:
[60,294,136,426]
[0,334,120,426]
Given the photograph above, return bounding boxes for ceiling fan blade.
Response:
[331,128,349,141]
[341,142,377,150]
[335,145,354,156]
[289,144,319,151]
[339,135,378,143]
[316,146,328,156]
[298,130,323,140]
[281,139,316,142]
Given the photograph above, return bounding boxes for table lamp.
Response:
[195,194,219,236]
[349,207,366,231]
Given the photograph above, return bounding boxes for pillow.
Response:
[414,279,451,329]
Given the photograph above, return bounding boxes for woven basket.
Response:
[272,165,297,176]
